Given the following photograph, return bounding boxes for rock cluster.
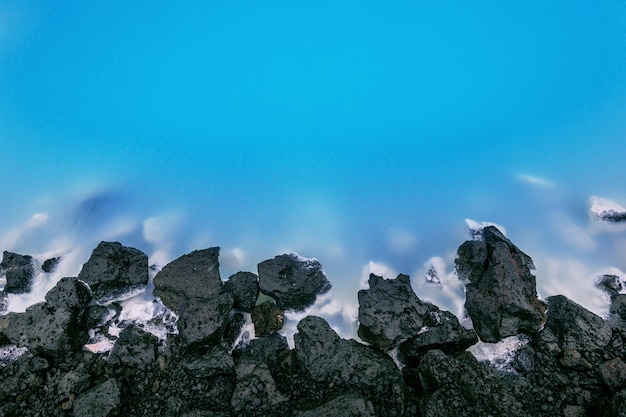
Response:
[1,229,626,416]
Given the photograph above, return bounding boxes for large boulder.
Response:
[257,254,331,311]
[177,293,234,348]
[45,277,92,311]
[72,378,120,417]
[358,273,437,351]
[293,394,376,417]
[294,316,405,415]
[223,271,259,312]
[544,295,612,351]
[154,247,222,312]
[77,241,148,301]
[230,358,288,415]
[1,251,35,294]
[455,226,546,342]
[398,309,478,366]
[251,301,284,336]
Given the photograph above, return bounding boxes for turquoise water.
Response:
[2,2,626,335]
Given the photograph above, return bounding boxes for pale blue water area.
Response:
[2,2,626,338]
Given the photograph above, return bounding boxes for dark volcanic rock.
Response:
[45,276,92,310]
[73,378,120,417]
[77,241,148,300]
[231,358,288,415]
[41,256,61,273]
[596,274,623,297]
[154,247,222,312]
[544,294,612,351]
[358,273,437,351]
[251,301,284,336]
[294,316,406,416]
[1,251,35,294]
[0,290,7,314]
[109,326,158,369]
[455,226,546,342]
[177,293,234,349]
[223,271,259,312]
[236,333,290,369]
[399,310,478,366]
[294,394,376,417]
[611,294,626,319]
[257,253,331,311]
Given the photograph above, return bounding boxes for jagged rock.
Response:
[358,273,437,351]
[235,333,290,369]
[154,247,222,312]
[598,389,626,417]
[544,295,612,351]
[42,256,61,273]
[221,312,246,349]
[611,294,626,319]
[1,251,35,294]
[45,277,92,311]
[4,303,79,356]
[418,349,526,417]
[77,241,148,301]
[294,394,376,417]
[596,274,623,297]
[223,271,259,312]
[455,226,546,342]
[399,310,478,366]
[73,378,120,417]
[109,326,158,369]
[181,411,229,417]
[251,301,284,336]
[182,345,235,378]
[257,254,331,311]
[177,293,234,348]
[598,358,626,392]
[231,358,288,414]
[294,316,406,415]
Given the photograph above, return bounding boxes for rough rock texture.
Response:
[154,247,222,312]
[596,274,623,297]
[251,301,284,336]
[5,237,626,416]
[0,290,7,314]
[294,315,406,416]
[257,254,331,311]
[358,273,437,351]
[544,295,612,351]
[223,271,259,312]
[177,293,234,348]
[77,241,148,300]
[1,251,35,294]
[455,226,546,342]
[399,309,478,366]
[612,294,626,319]
[42,256,61,273]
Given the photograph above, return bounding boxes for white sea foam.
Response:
[468,334,530,373]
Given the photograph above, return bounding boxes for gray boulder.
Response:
[177,293,234,348]
[357,273,437,351]
[596,274,623,297]
[544,295,612,351]
[77,241,148,301]
[612,294,626,319]
[109,326,158,369]
[41,256,61,273]
[73,378,120,417]
[399,310,478,366]
[230,358,288,415]
[1,251,35,294]
[223,271,259,312]
[257,254,331,311]
[294,316,405,415]
[182,345,235,378]
[455,226,546,342]
[294,394,376,417]
[251,301,284,336]
[154,247,222,312]
[0,290,7,314]
[45,277,92,311]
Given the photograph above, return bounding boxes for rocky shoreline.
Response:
[1,227,626,416]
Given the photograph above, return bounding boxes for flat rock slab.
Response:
[154,247,222,312]
[77,241,148,301]
[455,226,546,343]
[257,254,331,311]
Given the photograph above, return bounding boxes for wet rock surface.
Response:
[455,226,547,343]
[77,241,148,301]
[2,233,626,416]
[1,251,35,294]
[257,253,331,311]
[223,271,259,312]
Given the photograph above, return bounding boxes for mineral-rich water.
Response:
[2,2,626,341]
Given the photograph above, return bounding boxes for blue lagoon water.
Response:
[2,1,626,338]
